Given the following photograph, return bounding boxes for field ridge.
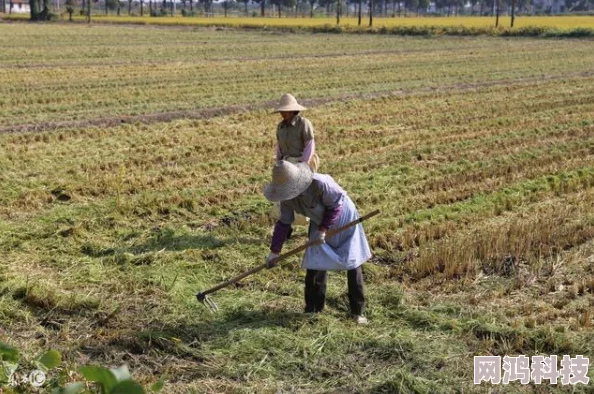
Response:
[3,69,594,134]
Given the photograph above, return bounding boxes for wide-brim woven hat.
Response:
[263,161,313,202]
[274,93,307,112]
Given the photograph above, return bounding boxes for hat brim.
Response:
[263,163,313,202]
[273,104,307,113]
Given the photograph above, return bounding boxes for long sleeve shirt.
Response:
[276,140,314,163]
[270,174,344,253]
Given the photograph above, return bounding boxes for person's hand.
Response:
[266,252,280,269]
[312,230,326,245]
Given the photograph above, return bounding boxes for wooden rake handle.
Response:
[199,209,380,298]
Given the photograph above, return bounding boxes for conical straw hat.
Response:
[274,93,307,112]
[263,160,313,202]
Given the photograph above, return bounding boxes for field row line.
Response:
[3,69,594,134]
[0,47,483,70]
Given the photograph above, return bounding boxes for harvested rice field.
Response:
[0,23,593,393]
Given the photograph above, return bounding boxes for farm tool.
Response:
[196,209,380,312]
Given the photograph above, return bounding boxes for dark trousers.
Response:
[304,266,365,316]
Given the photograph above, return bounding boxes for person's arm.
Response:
[319,205,342,232]
[300,118,315,163]
[301,139,315,164]
[270,221,290,254]
[276,144,282,162]
[270,201,295,253]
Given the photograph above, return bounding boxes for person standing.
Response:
[270,93,320,231]
[273,93,319,171]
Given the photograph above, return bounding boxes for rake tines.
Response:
[196,292,219,313]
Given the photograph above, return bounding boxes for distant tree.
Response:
[565,0,593,11]
[317,0,331,15]
[517,0,530,13]
[251,0,266,15]
[477,0,484,15]
[105,0,118,10]
[29,0,51,20]
[368,0,372,25]
[296,0,305,16]
[286,0,297,15]
[268,0,296,14]
[271,0,279,15]
[199,0,212,15]
[510,0,515,26]
[494,0,499,26]
[417,0,427,13]
[378,0,385,15]
[433,0,445,13]
[404,0,417,14]
[405,0,416,13]
[65,0,75,19]
[346,0,359,18]
[270,0,293,16]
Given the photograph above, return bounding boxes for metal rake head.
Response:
[196,292,219,312]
